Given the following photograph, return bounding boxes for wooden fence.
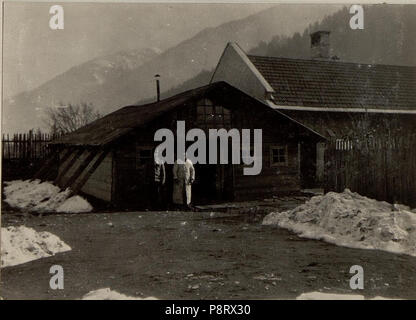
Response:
[2,132,59,160]
[325,134,416,207]
[2,132,60,180]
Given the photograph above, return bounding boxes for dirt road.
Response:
[1,210,416,299]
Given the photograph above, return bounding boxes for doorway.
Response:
[300,141,317,188]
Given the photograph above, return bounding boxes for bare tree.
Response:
[45,102,101,135]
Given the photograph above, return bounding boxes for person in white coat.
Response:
[172,155,195,209]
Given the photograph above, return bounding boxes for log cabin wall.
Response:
[232,141,300,200]
[228,101,305,200]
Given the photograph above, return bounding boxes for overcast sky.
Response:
[3,2,278,98]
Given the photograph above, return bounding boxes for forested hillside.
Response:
[164,4,416,103]
[250,4,416,65]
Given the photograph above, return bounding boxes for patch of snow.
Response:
[297,292,364,300]
[3,180,93,213]
[263,189,416,257]
[296,292,401,300]
[1,226,71,267]
[371,296,403,300]
[57,196,93,213]
[4,180,60,210]
[301,188,324,196]
[81,288,158,300]
[33,188,72,213]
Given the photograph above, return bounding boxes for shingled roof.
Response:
[52,81,327,146]
[52,82,222,146]
[248,55,416,111]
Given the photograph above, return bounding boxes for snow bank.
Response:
[3,179,93,213]
[1,226,71,267]
[296,292,364,300]
[56,196,93,213]
[82,288,158,300]
[263,189,416,257]
[296,292,401,300]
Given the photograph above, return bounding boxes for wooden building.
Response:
[49,32,416,207]
[50,82,323,207]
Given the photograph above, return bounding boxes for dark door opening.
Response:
[300,141,317,188]
[192,164,217,204]
[192,163,234,205]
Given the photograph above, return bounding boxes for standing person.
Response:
[172,154,195,210]
[153,149,166,210]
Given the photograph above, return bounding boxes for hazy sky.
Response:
[3,2,277,98]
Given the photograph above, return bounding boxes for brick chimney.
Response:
[310,31,330,60]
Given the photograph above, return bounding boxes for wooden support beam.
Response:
[54,148,84,187]
[62,149,99,190]
[46,148,75,181]
[50,147,76,181]
[71,150,109,195]
[31,155,56,181]
[32,148,71,181]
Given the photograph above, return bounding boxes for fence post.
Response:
[2,131,58,180]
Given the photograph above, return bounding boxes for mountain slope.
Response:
[249,4,416,66]
[153,4,416,107]
[3,48,160,133]
[3,5,339,133]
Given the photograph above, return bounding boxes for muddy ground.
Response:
[1,205,416,300]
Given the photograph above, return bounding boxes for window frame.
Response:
[196,98,231,129]
[136,146,154,168]
[269,145,288,167]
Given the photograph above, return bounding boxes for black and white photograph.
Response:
[0,0,415,304]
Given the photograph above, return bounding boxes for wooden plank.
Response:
[33,147,71,180]
[55,148,84,187]
[31,155,55,181]
[7,134,10,159]
[71,149,110,195]
[62,149,99,190]
[32,151,58,181]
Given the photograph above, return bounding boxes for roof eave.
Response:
[267,101,416,114]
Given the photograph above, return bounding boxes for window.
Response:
[136,147,153,168]
[270,146,288,166]
[196,98,231,129]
